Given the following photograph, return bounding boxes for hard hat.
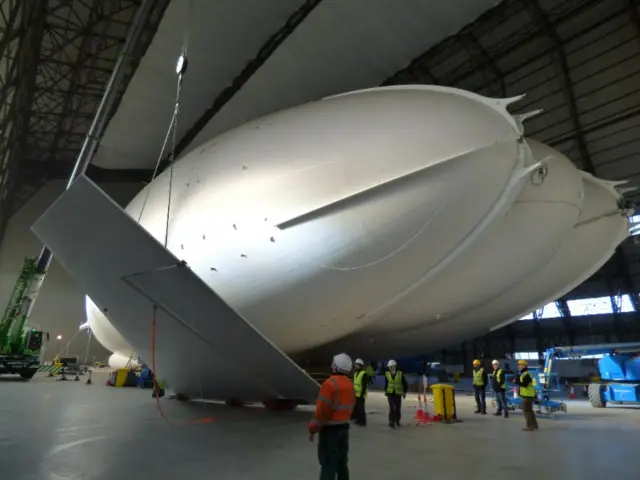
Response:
[387,359,397,368]
[472,359,481,366]
[492,359,499,365]
[332,353,353,373]
[354,358,364,366]
[517,359,528,366]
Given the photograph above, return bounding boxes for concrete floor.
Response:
[1,372,639,479]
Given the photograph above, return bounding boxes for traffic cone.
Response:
[421,396,433,424]
[415,395,425,424]
[569,384,576,399]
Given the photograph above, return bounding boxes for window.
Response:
[538,302,562,318]
[629,215,640,236]
[567,296,613,316]
[519,302,562,320]
[612,294,635,313]
[515,352,539,360]
[630,215,640,236]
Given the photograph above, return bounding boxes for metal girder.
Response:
[531,309,546,357]
[3,0,170,224]
[158,0,324,174]
[526,0,593,174]
[609,249,640,313]
[384,0,603,89]
[0,0,49,244]
[629,0,640,45]
[527,0,640,313]
[456,30,506,97]
[381,58,440,86]
[555,299,576,344]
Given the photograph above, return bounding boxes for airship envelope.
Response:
[65,85,628,402]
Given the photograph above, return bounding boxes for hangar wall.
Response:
[0,180,142,362]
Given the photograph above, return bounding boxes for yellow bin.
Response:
[430,384,455,420]
[114,368,131,387]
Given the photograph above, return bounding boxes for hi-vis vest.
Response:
[473,367,485,387]
[519,371,536,398]
[354,370,367,398]
[493,368,505,389]
[365,365,375,378]
[385,371,404,395]
[308,374,356,433]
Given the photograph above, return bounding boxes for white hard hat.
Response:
[355,358,364,366]
[332,353,353,373]
[492,359,500,365]
[387,359,397,368]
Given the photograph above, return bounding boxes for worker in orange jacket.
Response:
[309,353,355,480]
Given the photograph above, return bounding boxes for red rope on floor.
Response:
[151,307,214,426]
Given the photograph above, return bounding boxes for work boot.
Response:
[504,412,509,418]
[396,421,401,427]
[388,422,395,429]
[522,427,536,432]
[474,410,481,414]
[494,411,502,416]
[481,410,487,415]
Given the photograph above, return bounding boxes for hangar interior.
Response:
[1,0,640,478]
[1,0,638,363]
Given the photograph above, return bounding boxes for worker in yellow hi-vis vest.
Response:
[350,358,369,426]
[514,359,539,431]
[385,359,408,428]
[491,359,508,418]
[472,359,488,415]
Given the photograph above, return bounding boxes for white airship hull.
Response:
[82,86,628,389]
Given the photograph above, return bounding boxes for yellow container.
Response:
[430,383,455,420]
[114,368,131,387]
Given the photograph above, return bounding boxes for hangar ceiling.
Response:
[1,0,639,310]
[0,0,170,240]
[382,0,640,308]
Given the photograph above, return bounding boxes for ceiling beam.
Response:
[0,0,49,246]
[555,299,576,344]
[527,0,639,312]
[45,163,151,184]
[158,0,324,173]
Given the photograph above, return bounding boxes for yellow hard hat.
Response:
[472,359,481,366]
[517,359,528,366]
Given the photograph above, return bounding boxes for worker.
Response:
[308,353,355,479]
[491,359,508,418]
[472,359,488,414]
[384,359,408,428]
[351,358,368,426]
[514,359,539,431]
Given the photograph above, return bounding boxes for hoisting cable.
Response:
[136,0,210,425]
[145,0,209,425]
[137,0,191,225]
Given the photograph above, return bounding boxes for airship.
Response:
[74,85,629,399]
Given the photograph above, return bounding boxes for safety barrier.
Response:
[37,365,63,374]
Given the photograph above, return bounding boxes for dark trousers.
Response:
[494,389,508,416]
[318,427,349,480]
[387,394,402,425]
[474,386,486,412]
[351,396,366,425]
[521,397,539,430]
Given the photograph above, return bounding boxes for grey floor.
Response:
[1,372,639,480]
